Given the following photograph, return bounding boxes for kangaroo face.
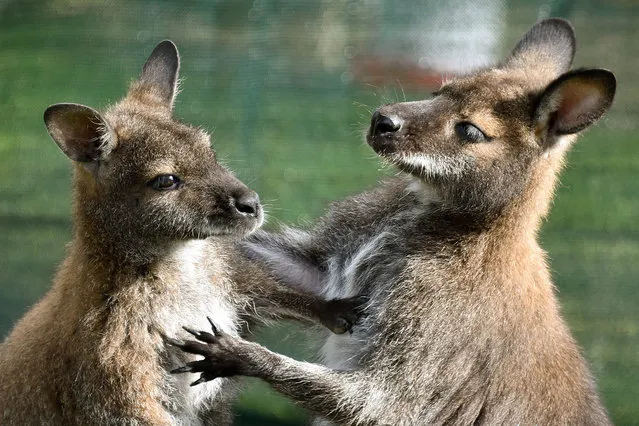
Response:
[368,71,541,212]
[96,111,261,241]
[368,19,615,215]
[44,41,262,248]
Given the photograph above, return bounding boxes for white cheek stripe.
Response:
[393,153,470,178]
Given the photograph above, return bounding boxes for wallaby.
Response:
[0,41,359,425]
[172,19,616,425]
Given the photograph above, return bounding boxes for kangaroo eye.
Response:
[149,174,181,191]
[455,122,489,143]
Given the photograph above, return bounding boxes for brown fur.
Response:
[173,19,615,425]
[0,41,357,425]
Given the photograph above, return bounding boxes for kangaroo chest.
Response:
[152,240,240,424]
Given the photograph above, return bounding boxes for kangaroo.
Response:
[0,41,358,425]
[172,19,616,425]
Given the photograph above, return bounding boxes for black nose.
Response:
[370,111,400,136]
[232,191,260,217]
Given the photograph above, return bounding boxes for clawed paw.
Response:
[167,317,243,386]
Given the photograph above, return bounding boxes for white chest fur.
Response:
[154,239,239,424]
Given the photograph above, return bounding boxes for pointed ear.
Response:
[535,69,616,143]
[44,103,116,163]
[137,40,180,109]
[505,18,576,80]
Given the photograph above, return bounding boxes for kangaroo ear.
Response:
[44,103,116,163]
[137,40,180,109]
[535,69,616,144]
[505,18,576,80]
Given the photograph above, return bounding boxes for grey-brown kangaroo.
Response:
[0,41,358,425]
[173,19,615,425]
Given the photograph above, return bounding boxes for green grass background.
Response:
[0,1,637,424]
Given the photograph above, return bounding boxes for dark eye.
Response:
[149,174,181,191]
[455,122,489,143]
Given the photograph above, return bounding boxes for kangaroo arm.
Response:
[250,284,364,335]
[241,228,328,295]
[243,347,373,425]
[230,243,362,334]
[170,323,380,426]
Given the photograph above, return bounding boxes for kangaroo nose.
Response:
[232,191,260,217]
[370,111,401,136]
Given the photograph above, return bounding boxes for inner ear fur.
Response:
[44,103,116,163]
[535,68,616,140]
[505,18,576,80]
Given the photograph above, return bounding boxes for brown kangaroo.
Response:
[173,19,616,425]
[0,40,358,425]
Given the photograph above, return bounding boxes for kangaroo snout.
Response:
[370,111,401,136]
[368,110,402,154]
[232,190,260,218]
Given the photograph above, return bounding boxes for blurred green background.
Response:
[0,0,637,424]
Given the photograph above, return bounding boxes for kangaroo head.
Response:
[44,41,262,261]
[368,19,615,221]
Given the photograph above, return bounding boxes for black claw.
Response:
[196,330,216,344]
[180,325,216,344]
[206,316,219,335]
[190,375,208,386]
[165,336,184,347]
[179,340,212,355]
[170,365,192,374]
[182,326,201,338]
